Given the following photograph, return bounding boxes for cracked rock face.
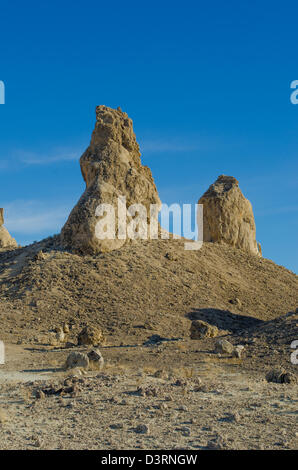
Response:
[61,106,161,254]
[198,175,261,256]
[0,208,17,249]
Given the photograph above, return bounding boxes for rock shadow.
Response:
[187,308,263,334]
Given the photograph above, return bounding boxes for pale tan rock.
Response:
[87,348,104,370]
[77,325,105,346]
[198,175,261,256]
[65,351,89,370]
[62,322,70,334]
[0,208,17,249]
[233,345,245,358]
[55,327,65,343]
[214,338,234,354]
[61,106,161,254]
[190,320,218,339]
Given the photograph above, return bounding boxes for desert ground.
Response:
[0,237,297,450]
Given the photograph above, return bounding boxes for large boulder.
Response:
[77,325,105,346]
[214,338,234,354]
[0,208,17,249]
[198,175,261,255]
[65,351,89,370]
[190,320,218,339]
[61,106,161,254]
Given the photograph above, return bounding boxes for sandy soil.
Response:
[0,237,297,450]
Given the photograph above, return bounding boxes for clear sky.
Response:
[0,0,297,273]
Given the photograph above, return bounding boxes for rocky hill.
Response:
[0,235,297,350]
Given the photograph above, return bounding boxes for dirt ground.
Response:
[0,237,297,450]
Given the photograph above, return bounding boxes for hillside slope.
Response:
[0,236,297,346]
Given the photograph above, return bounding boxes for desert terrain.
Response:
[0,236,297,450]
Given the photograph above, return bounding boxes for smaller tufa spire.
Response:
[198,175,261,256]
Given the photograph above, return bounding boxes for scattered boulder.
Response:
[0,209,17,249]
[266,368,297,384]
[165,251,178,261]
[135,424,150,434]
[233,345,245,358]
[33,250,46,261]
[65,351,89,370]
[214,338,234,354]
[198,175,261,255]
[35,389,45,400]
[190,320,218,339]
[229,297,242,308]
[87,348,104,370]
[62,322,70,334]
[55,327,65,343]
[77,325,104,346]
[61,106,161,254]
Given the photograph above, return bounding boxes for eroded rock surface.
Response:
[61,106,161,254]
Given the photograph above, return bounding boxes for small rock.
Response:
[153,369,168,379]
[165,395,173,402]
[65,351,89,370]
[34,437,43,448]
[110,423,124,430]
[207,434,228,450]
[229,298,242,308]
[214,338,234,354]
[180,426,191,436]
[135,424,150,434]
[77,325,105,346]
[165,252,178,261]
[87,348,104,370]
[177,405,188,411]
[158,403,168,410]
[35,389,45,399]
[62,322,70,334]
[227,411,241,423]
[34,251,46,261]
[233,345,245,358]
[55,327,65,343]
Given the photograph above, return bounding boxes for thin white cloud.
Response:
[0,147,83,170]
[255,205,298,217]
[139,139,202,154]
[17,148,81,165]
[3,200,70,235]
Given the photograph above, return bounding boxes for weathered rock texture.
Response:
[190,320,218,339]
[0,208,17,249]
[61,106,161,254]
[198,175,260,256]
[77,325,105,346]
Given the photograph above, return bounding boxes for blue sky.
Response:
[0,0,297,272]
